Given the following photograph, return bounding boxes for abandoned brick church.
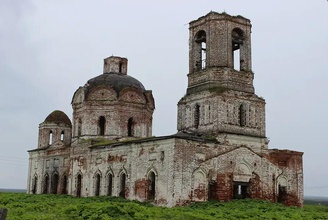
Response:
[27,12,304,207]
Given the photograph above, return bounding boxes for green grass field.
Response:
[0,193,328,220]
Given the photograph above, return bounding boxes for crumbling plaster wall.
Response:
[69,138,176,206]
[28,145,70,194]
[172,138,303,206]
[178,89,266,137]
[71,86,153,140]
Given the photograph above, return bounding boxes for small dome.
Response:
[44,110,72,126]
[85,73,146,94]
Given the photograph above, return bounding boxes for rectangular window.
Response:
[78,157,84,166]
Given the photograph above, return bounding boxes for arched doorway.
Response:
[107,173,113,196]
[148,171,156,200]
[43,174,49,194]
[95,173,101,196]
[76,174,82,197]
[32,176,38,194]
[62,175,68,194]
[119,173,126,198]
[52,173,59,194]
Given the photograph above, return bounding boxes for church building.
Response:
[27,12,304,207]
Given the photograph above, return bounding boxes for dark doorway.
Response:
[95,174,101,196]
[77,174,82,197]
[119,173,126,198]
[107,173,113,196]
[278,185,287,203]
[43,174,49,194]
[32,176,38,194]
[148,172,156,200]
[233,181,249,199]
[62,175,68,194]
[52,173,59,194]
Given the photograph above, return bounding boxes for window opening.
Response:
[76,174,82,197]
[43,174,49,194]
[148,172,156,200]
[60,131,64,141]
[194,30,206,70]
[78,119,82,136]
[128,118,133,137]
[119,62,123,73]
[239,104,246,127]
[119,173,126,198]
[233,182,249,199]
[232,28,244,71]
[194,104,200,128]
[107,173,113,196]
[95,174,101,196]
[49,131,53,145]
[62,175,68,194]
[32,176,38,194]
[233,49,240,71]
[201,42,206,69]
[52,173,59,194]
[99,116,106,135]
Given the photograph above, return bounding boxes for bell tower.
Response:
[187,11,254,94]
[178,12,267,148]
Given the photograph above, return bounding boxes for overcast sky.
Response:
[0,0,327,197]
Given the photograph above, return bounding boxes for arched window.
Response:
[43,174,49,194]
[60,131,64,141]
[119,173,126,198]
[107,173,113,196]
[119,62,123,73]
[194,30,207,70]
[232,28,245,71]
[99,116,106,135]
[62,175,68,194]
[194,104,200,128]
[77,119,82,136]
[128,118,133,137]
[49,131,53,145]
[76,174,82,197]
[239,104,246,127]
[148,172,156,200]
[32,176,38,194]
[94,173,101,196]
[52,173,59,194]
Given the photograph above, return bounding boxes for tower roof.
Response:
[85,73,146,94]
[190,11,250,25]
[44,110,72,126]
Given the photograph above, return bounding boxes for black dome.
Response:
[86,73,146,93]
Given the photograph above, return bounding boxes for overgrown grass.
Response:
[1,193,328,220]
